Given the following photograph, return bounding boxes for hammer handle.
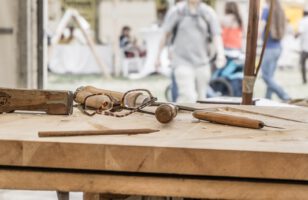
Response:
[80,86,124,101]
[74,86,150,110]
[74,90,113,110]
[193,111,265,129]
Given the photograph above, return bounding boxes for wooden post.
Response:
[112,0,121,77]
[242,0,261,105]
[74,15,112,79]
[37,0,47,89]
[57,191,69,200]
[18,0,32,88]
[83,193,100,200]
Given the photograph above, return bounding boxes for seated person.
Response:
[119,26,146,58]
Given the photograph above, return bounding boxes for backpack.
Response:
[270,10,285,40]
[169,2,217,61]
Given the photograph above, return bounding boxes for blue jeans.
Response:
[261,47,290,101]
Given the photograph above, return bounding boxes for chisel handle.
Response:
[193,111,265,129]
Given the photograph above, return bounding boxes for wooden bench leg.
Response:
[83,193,101,200]
[83,193,129,200]
[57,191,69,200]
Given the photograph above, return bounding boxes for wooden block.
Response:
[0,106,308,181]
[57,191,69,200]
[83,193,128,200]
[0,87,73,115]
[1,168,308,199]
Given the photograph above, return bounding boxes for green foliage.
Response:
[203,0,216,7]
[156,0,168,10]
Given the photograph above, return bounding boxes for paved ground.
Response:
[1,68,307,200]
[47,68,308,101]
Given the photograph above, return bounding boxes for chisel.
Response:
[193,110,283,129]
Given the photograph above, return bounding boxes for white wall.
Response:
[98,0,157,43]
[0,0,19,87]
[0,0,39,88]
[48,0,62,33]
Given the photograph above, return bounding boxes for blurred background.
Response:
[0,0,308,102]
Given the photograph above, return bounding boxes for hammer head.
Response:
[0,88,74,115]
[155,104,178,124]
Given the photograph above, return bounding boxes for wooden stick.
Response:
[73,16,111,79]
[38,129,160,138]
[242,0,261,105]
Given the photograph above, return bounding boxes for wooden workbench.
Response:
[1,104,308,199]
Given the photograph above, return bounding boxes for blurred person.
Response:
[59,26,75,44]
[221,1,243,50]
[278,19,300,70]
[260,0,290,101]
[298,8,308,84]
[156,0,226,103]
[120,26,146,58]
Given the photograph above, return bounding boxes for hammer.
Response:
[155,104,178,124]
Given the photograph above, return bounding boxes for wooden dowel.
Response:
[38,129,160,138]
[73,16,111,79]
[242,0,261,105]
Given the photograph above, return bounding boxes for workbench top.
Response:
[0,104,308,181]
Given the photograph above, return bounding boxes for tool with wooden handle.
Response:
[152,103,205,124]
[74,86,151,111]
[193,110,279,129]
[152,102,201,112]
[155,104,178,124]
[38,129,160,138]
[0,87,73,115]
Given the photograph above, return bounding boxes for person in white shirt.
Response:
[156,0,225,103]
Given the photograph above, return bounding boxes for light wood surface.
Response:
[1,168,308,200]
[0,105,308,181]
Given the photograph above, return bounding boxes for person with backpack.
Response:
[155,0,226,103]
[260,0,290,101]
